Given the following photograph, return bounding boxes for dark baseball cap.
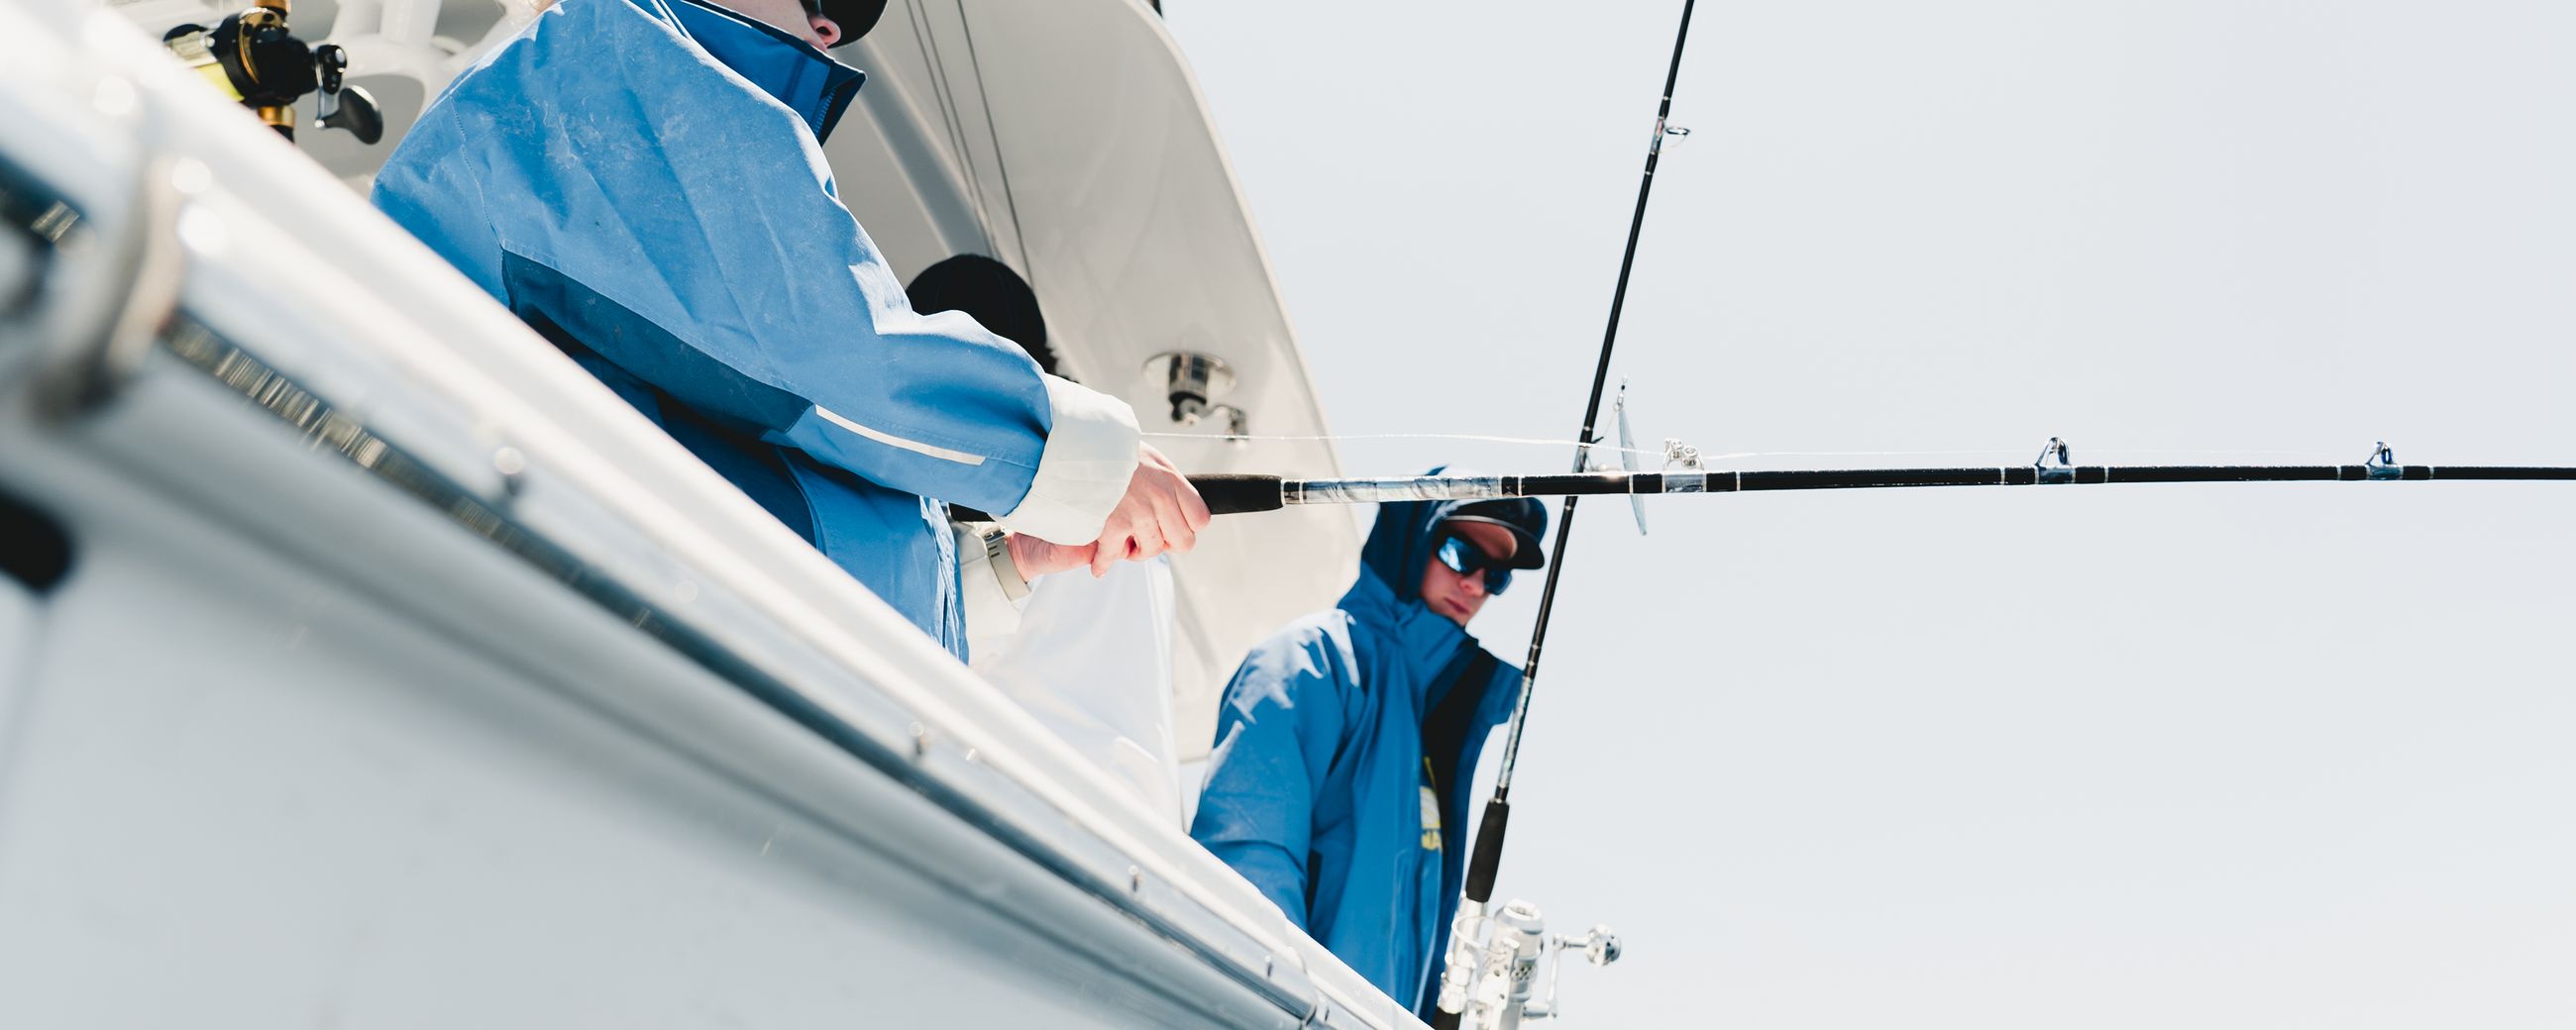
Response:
[1441,498,1548,569]
[804,0,885,46]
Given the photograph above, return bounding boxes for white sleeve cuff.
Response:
[996,374,1141,545]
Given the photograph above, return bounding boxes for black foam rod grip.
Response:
[1462,797,1511,903]
[1189,473,1285,514]
[947,473,1281,523]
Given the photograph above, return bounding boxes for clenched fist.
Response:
[1088,443,1211,576]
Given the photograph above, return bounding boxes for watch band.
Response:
[980,527,1032,603]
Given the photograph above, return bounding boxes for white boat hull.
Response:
[0,5,1414,1025]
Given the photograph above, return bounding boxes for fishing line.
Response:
[1163,457,2576,514]
[1149,430,2328,465]
[1141,430,1672,459]
[1693,446,2323,464]
[904,0,996,254]
[953,0,1037,282]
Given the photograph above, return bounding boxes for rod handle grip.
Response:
[1189,473,1285,515]
[1462,797,1511,903]
[945,473,1282,523]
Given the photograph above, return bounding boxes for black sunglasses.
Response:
[1434,533,1515,595]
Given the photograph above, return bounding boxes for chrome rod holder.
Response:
[1142,351,1236,427]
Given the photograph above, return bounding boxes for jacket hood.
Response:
[661,0,866,142]
[1340,466,1549,707]
[1356,465,1551,606]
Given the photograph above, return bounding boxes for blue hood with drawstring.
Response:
[372,0,1076,655]
[1192,477,1544,1015]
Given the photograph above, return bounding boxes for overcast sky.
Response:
[1168,2,2576,1025]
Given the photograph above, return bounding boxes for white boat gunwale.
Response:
[0,6,1419,1026]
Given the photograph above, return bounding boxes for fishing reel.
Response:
[163,0,383,144]
[1435,898,1623,1029]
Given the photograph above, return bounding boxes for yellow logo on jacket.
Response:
[1419,776,1443,852]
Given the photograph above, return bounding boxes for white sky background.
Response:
[1165,2,2576,1026]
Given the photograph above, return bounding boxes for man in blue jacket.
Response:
[1192,483,1548,1014]
[372,0,1206,658]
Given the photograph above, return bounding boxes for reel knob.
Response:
[317,86,385,145]
[1578,925,1621,967]
[311,45,384,145]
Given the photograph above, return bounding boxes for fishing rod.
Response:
[1429,2,1698,1025]
[1159,442,2576,514]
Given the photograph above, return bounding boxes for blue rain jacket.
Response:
[1192,486,1537,1015]
[373,0,1064,654]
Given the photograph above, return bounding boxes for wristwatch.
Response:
[978,526,1032,602]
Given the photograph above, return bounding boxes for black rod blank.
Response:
[1174,465,2576,515]
[1414,464,2576,495]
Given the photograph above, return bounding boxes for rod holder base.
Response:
[1143,351,1236,427]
